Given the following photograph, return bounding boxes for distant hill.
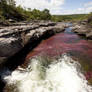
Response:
[51,14,88,22]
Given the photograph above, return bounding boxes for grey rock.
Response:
[0,37,22,57]
[0,22,66,65]
[72,23,92,39]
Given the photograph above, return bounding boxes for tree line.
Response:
[0,0,92,24]
[0,0,51,22]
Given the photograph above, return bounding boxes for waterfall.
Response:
[2,54,92,92]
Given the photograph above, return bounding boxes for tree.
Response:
[87,12,92,24]
[0,0,15,6]
[7,0,15,6]
[0,0,52,21]
[41,9,51,20]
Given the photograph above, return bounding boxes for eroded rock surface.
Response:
[0,22,67,65]
[72,23,92,39]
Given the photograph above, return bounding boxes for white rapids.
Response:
[2,54,92,92]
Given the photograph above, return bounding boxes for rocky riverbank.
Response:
[0,21,67,66]
[72,22,92,40]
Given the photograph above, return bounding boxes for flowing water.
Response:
[1,24,92,92]
[2,54,92,92]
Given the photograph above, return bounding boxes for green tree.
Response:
[41,9,51,20]
[0,0,52,22]
[0,0,15,5]
[7,0,16,6]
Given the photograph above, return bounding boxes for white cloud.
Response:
[61,1,92,15]
[15,0,92,15]
[84,1,92,7]
[15,0,64,14]
[76,2,92,14]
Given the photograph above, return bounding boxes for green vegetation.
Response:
[87,12,92,25]
[0,0,92,24]
[52,13,92,26]
[0,0,51,23]
[51,14,88,22]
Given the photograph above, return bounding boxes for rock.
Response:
[0,57,7,66]
[72,23,92,39]
[53,23,68,33]
[88,16,92,23]
[86,31,92,39]
[25,23,66,44]
[8,19,15,23]
[0,22,66,65]
[0,37,22,57]
[71,25,81,31]
[79,20,88,25]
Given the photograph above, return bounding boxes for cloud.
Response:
[15,0,92,15]
[76,2,92,14]
[84,1,92,7]
[15,0,65,14]
[61,1,92,15]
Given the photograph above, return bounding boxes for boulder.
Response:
[72,24,92,38]
[86,31,92,39]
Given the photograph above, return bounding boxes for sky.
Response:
[15,0,92,15]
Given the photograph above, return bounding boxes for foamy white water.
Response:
[2,54,92,92]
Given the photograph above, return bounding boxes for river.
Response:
[1,24,92,92]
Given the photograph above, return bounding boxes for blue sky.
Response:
[15,0,92,14]
[62,0,92,14]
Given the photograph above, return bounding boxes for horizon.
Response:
[15,0,92,15]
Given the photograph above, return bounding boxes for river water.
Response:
[1,25,92,92]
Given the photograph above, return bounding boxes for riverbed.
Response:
[1,24,92,92]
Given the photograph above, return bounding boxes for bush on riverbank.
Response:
[87,12,92,26]
[51,14,88,22]
[0,0,92,24]
[0,0,51,23]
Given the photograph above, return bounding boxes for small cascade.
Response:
[2,54,92,92]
